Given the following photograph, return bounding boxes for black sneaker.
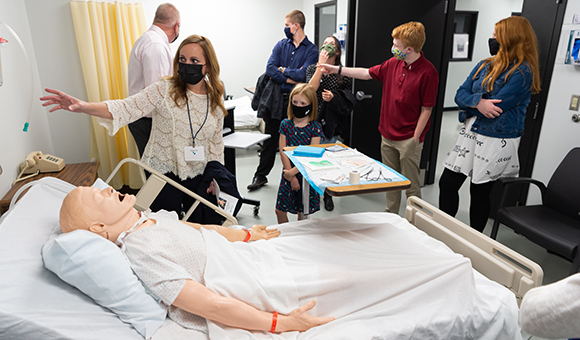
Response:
[323,192,334,211]
[247,175,268,191]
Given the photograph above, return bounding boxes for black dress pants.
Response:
[128,117,152,156]
[254,95,289,179]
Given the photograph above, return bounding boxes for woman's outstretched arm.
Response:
[40,88,112,119]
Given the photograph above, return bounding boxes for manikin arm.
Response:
[173,279,334,333]
[181,221,280,242]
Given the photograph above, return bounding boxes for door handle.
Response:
[572,113,580,123]
[355,91,372,101]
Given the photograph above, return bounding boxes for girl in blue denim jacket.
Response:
[439,16,541,232]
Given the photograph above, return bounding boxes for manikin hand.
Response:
[249,224,280,240]
[321,89,334,102]
[475,98,503,118]
[282,300,335,332]
[40,88,87,113]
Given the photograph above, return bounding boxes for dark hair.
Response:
[325,36,345,89]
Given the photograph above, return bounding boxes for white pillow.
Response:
[42,229,166,339]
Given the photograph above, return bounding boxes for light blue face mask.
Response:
[391,46,407,61]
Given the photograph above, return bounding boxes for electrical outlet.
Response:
[570,95,580,111]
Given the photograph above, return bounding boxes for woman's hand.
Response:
[283,168,295,182]
[318,50,329,64]
[475,98,503,118]
[317,63,337,76]
[290,176,301,191]
[40,88,86,113]
[249,224,280,240]
[321,89,334,102]
[206,181,215,195]
[278,300,335,332]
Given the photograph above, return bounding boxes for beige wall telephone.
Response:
[20,151,65,174]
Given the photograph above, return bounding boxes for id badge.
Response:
[184,146,205,161]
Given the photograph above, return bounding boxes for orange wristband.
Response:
[271,311,278,333]
[243,229,251,242]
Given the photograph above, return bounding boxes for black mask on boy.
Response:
[291,104,312,119]
[178,63,204,85]
[488,38,500,56]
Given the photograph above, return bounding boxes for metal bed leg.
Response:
[302,176,310,219]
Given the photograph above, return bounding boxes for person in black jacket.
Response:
[306,36,354,211]
[247,10,318,192]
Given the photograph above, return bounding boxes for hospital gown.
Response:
[123,211,208,333]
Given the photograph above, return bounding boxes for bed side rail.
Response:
[106,158,237,227]
[405,196,543,305]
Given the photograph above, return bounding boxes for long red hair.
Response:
[475,16,541,95]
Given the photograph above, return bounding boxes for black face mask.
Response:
[488,38,500,56]
[291,104,312,119]
[178,63,204,85]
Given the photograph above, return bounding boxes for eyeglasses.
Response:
[360,167,392,182]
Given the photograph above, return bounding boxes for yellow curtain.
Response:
[70,1,147,189]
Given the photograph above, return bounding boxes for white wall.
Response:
[0,0,55,196]
[25,0,91,165]
[528,1,580,204]
[444,0,523,107]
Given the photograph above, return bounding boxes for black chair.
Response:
[490,147,580,274]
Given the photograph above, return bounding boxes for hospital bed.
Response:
[0,174,543,339]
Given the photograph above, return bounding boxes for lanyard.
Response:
[186,92,209,146]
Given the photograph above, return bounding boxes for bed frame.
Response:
[8,168,543,306]
[405,196,543,305]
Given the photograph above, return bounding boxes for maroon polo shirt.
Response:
[369,51,439,142]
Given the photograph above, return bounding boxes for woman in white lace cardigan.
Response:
[41,35,227,217]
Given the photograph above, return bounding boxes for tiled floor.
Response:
[232,112,572,291]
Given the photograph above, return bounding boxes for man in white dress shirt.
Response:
[128,3,180,156]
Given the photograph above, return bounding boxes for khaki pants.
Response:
[380,136,423,214]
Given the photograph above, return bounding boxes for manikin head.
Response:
[59,187,139,242]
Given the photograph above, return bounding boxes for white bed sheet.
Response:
[225,96,261,129]
[201,213,521,340]
[0,178,522,340]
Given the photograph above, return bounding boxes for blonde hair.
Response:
[475,16,541,94]
[392,22,426,52]
[287,83,318,122]
[167,35,227,117]
[286,10,306,29]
